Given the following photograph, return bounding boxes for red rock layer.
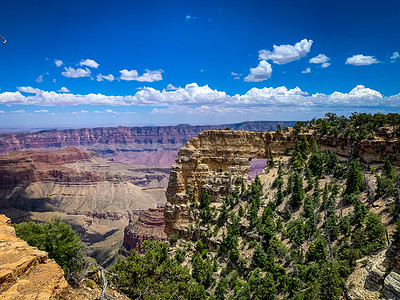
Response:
[123,208,167,254]
[0,147,104,185]
[0,122,296,154]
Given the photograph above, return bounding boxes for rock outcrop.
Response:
[165,129,400,237]
[359,239,400,299]
[123,208,167,254]
[0,122,296,167]
[0,214,69,299]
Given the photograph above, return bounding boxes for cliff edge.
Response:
[0,214,69,299]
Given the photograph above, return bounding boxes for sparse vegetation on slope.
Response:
[97,113,400,298]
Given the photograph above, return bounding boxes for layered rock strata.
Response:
[165,129,400,237]
[0,214,69,299]
[123,208,167,254]
[0,147,166,214]
[360,240,400,299]
[0,122,296,167]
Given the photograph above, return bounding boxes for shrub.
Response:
[13,217,85,277]
[110,241,206,298]
[169,233,179,245]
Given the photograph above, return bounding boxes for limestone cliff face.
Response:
[0,214,69,299]
[123,208,167,254]
[165,129,400,237]
[165,130,296,237]
[357,239,400,299]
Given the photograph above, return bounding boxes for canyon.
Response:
[0,147,168,266]
[0,121,295,167]
[0,121,295,265]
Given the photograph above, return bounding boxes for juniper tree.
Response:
[290,172,305,208]
[345,159,363,195]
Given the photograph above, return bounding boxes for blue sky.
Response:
[0,0,399,128]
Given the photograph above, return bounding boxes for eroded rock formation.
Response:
[0,214,69,299]
[165,129,400,237]
[123,208,167,254]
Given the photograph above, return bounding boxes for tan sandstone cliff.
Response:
[164,128,400,238]
[0,214,69,299]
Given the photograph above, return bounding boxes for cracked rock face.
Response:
[165,129,400,239]
[0,214,69,299]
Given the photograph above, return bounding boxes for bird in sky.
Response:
[0,35,7,45]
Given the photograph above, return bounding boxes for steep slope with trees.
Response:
[110,112,400,299]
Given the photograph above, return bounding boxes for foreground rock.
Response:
[0,214,69,299]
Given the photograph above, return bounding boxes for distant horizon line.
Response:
[0,120,298,133]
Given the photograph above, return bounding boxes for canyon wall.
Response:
[123,208,167,254]
[0,122,296,167]
[0,147,166,213]
[165,129,400,237]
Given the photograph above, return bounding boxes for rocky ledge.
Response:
[0,214,69,299]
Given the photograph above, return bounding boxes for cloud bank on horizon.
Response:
[3,83,399,111]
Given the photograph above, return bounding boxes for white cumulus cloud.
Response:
[166,84,178,90]
[244,61,272,82]
[36,75,44,83]
[58,87,70,93]
[310,54,331,68]
[0,84,399,115]
[119,69,163,82]
[79,59,99,69]
[54,59,63,67]
[17,86,42,94]
[258,39,313,64]
[61,67,91,78]
[345,54,379,66]
[34,109,49,113]
[231,72,242,80]
[96,74,115,82]
[301,67,311,74]
[391,52,399,62]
